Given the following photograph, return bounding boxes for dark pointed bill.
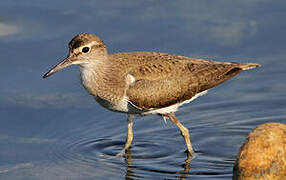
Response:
[43,57,72,78]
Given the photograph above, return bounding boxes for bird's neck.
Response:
[79,60,127,103]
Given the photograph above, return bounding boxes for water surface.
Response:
[0,1,286,179]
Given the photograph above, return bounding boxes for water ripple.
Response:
[37,97,286,179]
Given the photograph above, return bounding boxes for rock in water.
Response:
[233,123,286,180]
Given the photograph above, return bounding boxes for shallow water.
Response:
[1,1,286,179]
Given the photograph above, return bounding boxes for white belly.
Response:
[127,90,208,115]
[94,96,129,113]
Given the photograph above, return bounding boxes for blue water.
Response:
[0,1,285,179]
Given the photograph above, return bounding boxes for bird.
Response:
[43,33,260,156]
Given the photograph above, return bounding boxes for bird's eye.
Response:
[82,46,90,53]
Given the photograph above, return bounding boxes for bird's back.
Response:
[109,52,260,110]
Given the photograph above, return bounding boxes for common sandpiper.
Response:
[43,33,260,156]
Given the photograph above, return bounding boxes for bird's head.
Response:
[43,33,107,78]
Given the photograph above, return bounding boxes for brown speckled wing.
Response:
[125,53,242,110]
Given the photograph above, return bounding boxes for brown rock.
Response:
[233,123,286,180]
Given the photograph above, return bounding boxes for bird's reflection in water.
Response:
[124,149,136,180]
[123,149,193,179]
[177,153,192,179]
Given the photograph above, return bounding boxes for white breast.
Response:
[80,69,137,113]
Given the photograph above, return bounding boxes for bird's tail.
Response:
[239,63,261,70]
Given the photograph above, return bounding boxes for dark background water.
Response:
[0,1,285,179]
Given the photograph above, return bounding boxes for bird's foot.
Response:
[184,149,195,156]
[116,149,127,157]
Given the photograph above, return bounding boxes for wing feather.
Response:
[122,53,242,110]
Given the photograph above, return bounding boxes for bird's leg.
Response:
[166,112,194,154]
[117,114,136,157]
[124,114,135,150]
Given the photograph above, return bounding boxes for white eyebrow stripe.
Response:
[79,41,100,50]
[88,41,100,46]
